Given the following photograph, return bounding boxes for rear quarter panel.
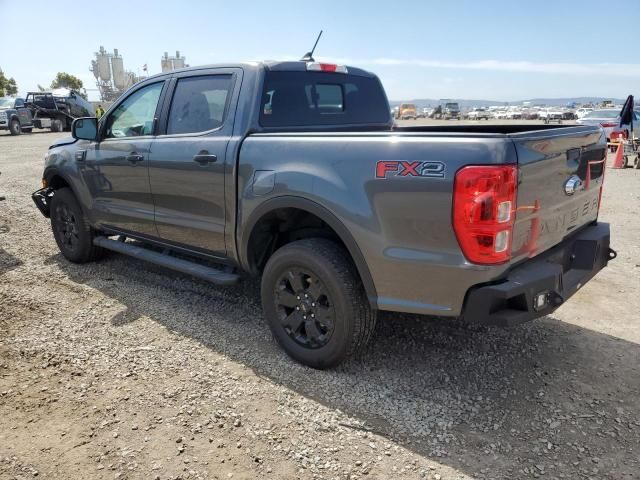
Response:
[237,132,517,316]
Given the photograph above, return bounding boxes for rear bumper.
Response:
[463,222,614,326]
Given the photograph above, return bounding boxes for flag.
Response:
[619,95,634,127]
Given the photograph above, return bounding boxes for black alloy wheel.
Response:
[273,268,336,349]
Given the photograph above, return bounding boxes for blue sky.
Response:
[1,0,638,101]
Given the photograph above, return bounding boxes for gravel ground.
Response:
[1,130,639,480]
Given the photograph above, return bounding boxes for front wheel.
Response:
[9,119,21,135]
[50,188,104,263]
[261,238,376,369]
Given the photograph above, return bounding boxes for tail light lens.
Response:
[453,165,517,264]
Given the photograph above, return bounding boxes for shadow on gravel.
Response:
[50,252,640,478]
[0,248,22,275]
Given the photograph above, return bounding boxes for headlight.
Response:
[0,112,7,120]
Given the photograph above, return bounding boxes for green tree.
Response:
[50,72,83,91]
[0,68,18,96]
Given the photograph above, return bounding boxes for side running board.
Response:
[93,236,240,285]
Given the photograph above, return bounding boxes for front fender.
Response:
[41,144,93,220]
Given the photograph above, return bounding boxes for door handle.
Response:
[126,153,144,163]
[193,151,217,166]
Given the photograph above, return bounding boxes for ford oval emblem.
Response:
[564,175,584,195]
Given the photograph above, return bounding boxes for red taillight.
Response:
[600,122,617,128]
[453,165,517,265]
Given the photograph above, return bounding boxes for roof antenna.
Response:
[301,30,323,62]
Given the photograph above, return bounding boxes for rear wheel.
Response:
[261,238,376,369]
[51,119,63,132]
[50,188,104,263]
[9,119,21,135]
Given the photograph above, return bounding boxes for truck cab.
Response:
[0,96,34,135]
[443,102,460,120]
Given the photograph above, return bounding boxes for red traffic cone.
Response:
[609,141,625,169]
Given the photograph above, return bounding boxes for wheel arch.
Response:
[43,167,86,214]
[239,196,378,309]
[44,166,72,191]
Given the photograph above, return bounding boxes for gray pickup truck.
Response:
[32,60,615,368]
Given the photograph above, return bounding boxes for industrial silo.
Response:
[173,51,185,69]
[111,49,128,90]
[91,60,100,80]
[161,52,172,72]
[96,46,111,82]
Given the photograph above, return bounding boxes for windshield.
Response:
[584,110,619,119]
[445,103,459,109]
[0,97,14,108]
[400,104,416,109]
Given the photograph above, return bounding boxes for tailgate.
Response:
[509,126,606,263]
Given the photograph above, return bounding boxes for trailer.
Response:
[24,89,94,132]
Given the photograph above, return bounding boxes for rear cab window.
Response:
[260,70,390,128]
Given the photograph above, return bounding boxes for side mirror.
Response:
[72,117,98,141]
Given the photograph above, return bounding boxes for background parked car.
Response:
[539,108,564,123]
[467,107,491,120]
[443,102,460,120]
[576,107,594,119]
[576,109,640,141]
[505,108,523,120]
[396,103,417,120]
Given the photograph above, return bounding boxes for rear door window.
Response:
[167,75,233,135]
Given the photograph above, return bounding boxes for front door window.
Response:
[104,82,163,138]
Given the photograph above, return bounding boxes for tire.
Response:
[51,119,63,132]
[21,127,33,133]
[50,188,104,263]
[261,238,377,369]
[9,119,21,135]
[634,156,640,169]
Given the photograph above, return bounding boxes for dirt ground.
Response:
[1,129,639,480]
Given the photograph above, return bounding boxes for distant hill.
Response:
[390,97,630,109]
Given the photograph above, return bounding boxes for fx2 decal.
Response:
[375,160,446,179]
